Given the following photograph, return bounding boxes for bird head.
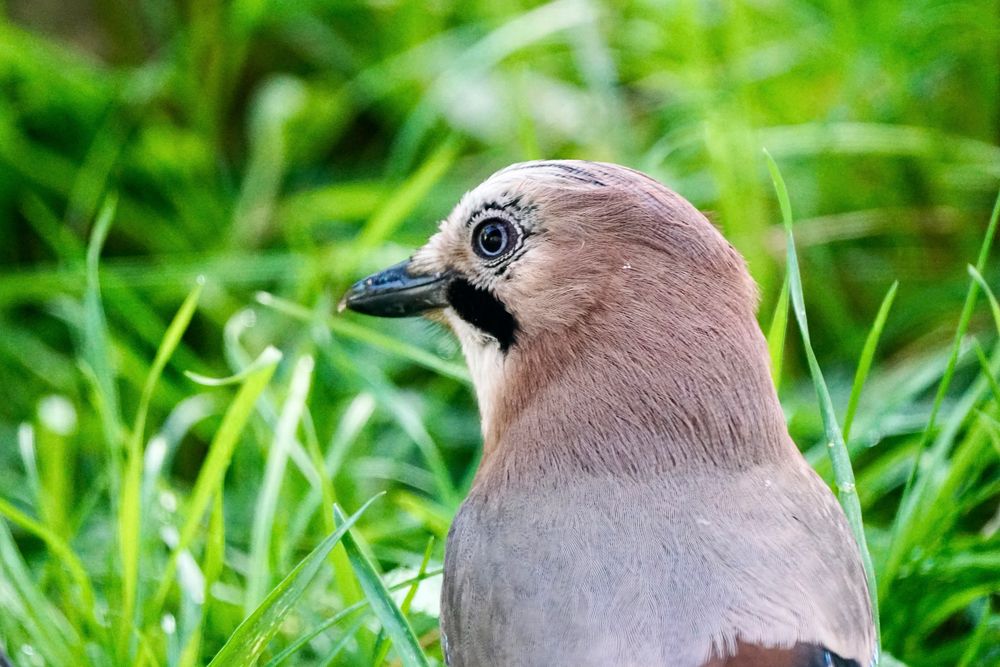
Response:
[341,160,786,469]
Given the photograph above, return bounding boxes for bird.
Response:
[340,160,876,667]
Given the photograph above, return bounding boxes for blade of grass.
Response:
[968,266,1000,334]
[843,281,899,443]
[119,278,204,659]
[973,343,1000,407]
[371,536,435,666]
[185,344,285,387]
[766,274,790,391]
[882,188,1000,594]
[207,495,382,667]
[333,505,430,667]
[31,404,78,629]
[969,267,1000,406]
[400,538,435,617]
[82,195,123,488]
[247,355,315,610]
[151,346,282,613]
[16,424,41,511]
[765,149,880,648]
[33,399,74,523]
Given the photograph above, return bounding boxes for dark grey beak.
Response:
[338,260,452,317]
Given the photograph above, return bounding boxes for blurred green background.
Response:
[0,1,998,665]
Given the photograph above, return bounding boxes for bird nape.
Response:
[342,160,876,667]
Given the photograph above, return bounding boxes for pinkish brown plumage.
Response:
[343,161,876,667]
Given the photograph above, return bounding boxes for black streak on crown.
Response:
[446,278,518,352]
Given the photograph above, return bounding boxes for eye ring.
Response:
[472,217,516,260]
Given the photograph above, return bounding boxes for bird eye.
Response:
[472,218,514,259]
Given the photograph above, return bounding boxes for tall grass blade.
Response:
[843,281,899,443]
[118,277,204,658]
[82,196,123,477]
[969,267,1000,405]
[967,266,1000,335]
[764,149,880,648]
[766,275,790,391]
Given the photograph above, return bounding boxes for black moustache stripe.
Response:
[446,279,518,352]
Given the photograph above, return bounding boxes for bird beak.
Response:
[338,259,452,317]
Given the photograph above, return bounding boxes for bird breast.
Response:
[440,461,873,667]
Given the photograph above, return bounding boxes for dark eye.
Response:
[472,218,514,259]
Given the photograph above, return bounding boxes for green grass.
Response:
[0,1,998,665]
